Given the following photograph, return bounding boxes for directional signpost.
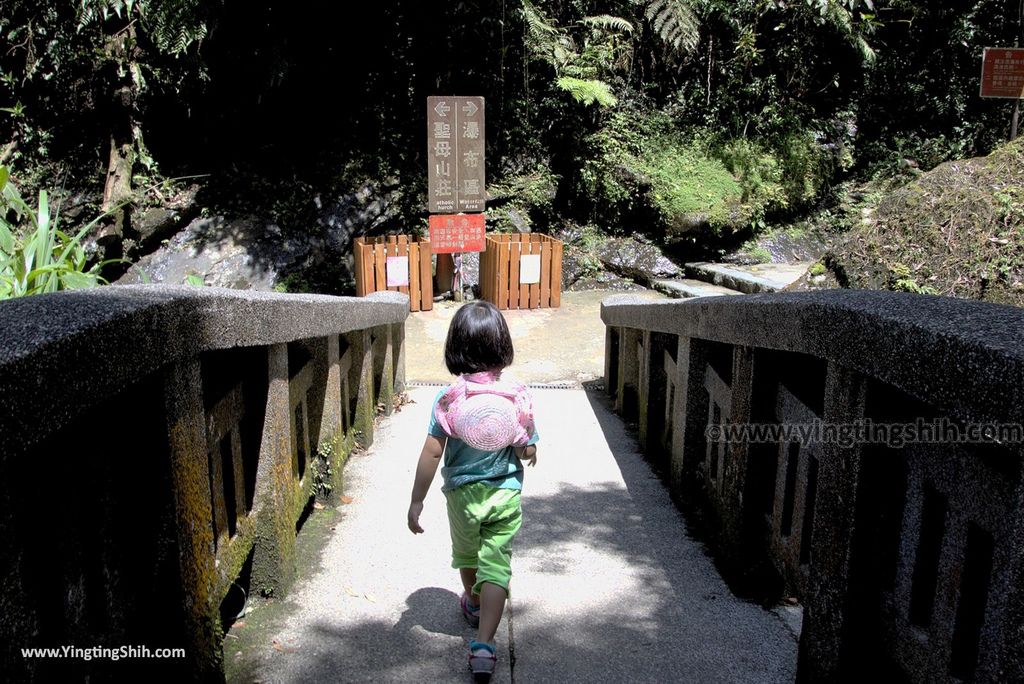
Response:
[427,96,486,300]
[427,96,485,214]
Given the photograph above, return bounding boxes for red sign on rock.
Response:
[429,214,486,254]
[980,47,1024,98]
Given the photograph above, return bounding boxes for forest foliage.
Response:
[0,0,1022,291]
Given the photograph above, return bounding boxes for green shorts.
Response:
[445,482,522,595]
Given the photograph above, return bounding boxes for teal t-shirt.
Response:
[428,388,540,492]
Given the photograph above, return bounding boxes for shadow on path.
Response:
[507,387,797,683]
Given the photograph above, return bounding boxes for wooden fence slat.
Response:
[482,243,490,303]
[354,239,365,296]
[374,243,386,292]
[420,245,433,311]
[498,241,509,309]
[529,247,541,308]
[519,239,531,308]
[409,242,421,312]
[509,241,520,310]
[481,244,488,303]
[540,240,551,308]
[550,239,563,308]
[366,239,377,294]
[398,240,410,296]
[487,242,494,305]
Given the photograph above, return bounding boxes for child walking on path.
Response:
[407,301,539,683]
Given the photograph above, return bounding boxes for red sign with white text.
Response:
[980,47,1024,98]
[429,214,486,253]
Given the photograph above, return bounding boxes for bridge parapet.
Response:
[602,290,1024,683]
[0,285,408,682]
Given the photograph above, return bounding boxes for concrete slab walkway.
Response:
[228,387,798,683]
[405,290,667,385]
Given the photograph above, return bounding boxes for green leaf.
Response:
[581,15,634,34]
[556,77,618,107]
[60,270,99,290]
[185,274,206,287]
[644,0,699,56]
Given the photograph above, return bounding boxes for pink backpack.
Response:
[434,371,535,450]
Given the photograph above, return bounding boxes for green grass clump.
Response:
[830,138,1024,306]
[637,138,745,234]
[0,166,119,299]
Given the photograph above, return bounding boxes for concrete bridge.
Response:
[1,286,1022,683]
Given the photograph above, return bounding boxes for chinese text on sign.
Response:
[427,96,486,213]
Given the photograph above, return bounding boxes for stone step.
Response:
[652,278,744,299]
[684,262,813,294]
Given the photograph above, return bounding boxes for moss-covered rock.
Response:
[828,138,1024,306]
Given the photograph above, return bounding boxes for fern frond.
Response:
[644,0,699,56]
[581,15,634,34]
[556,77,618,107]
[522,0,563,66]
[143,0,207,56]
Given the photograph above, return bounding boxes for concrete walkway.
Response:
[228,387,798,683]
[405,290,667,385]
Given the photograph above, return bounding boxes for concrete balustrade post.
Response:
[616,328,642,420]
[637,330,654,452]
[998,477,1024,681]
[251,343,297,598]
[321,335,343,439]
[163,358,223,682]
[798,361,867,682]
[719,346,755,557]
[392,322,406,395]
[318,334,351,502]
[669,336,692,493]
[672,337,714,498]
[372,325,395,416]
[347,328,375,447]
[604,327,619,398]
[639,331,673,459]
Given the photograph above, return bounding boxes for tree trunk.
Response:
[103,132,135,237]
[100,24,140,241]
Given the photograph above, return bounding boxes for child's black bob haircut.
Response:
[444,301,514,375]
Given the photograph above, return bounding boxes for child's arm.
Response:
[514,444,537,467]
[408,434,446,534]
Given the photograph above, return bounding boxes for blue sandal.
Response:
[468,640,496,682]
[460,592,481,628]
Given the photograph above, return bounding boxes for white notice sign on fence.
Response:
[386,256,409,287]
[520,254,541,284]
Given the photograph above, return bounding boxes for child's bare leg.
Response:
[460,567,480,606]
[476,581,507,644]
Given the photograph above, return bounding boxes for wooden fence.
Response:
[480,233,563,310]
[354,236,433,312]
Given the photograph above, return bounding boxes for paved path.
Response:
[228,388,798,683]
[404,290,666,385]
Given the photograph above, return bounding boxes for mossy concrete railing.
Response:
[602,290,1024,683]
[0,285,408,682]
